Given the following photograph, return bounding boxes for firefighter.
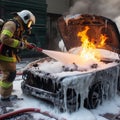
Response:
[0,10,36,101]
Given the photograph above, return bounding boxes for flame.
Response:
[99,34,108,47]
[77,26,107,63]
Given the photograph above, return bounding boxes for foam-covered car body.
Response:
[21,14,120,112]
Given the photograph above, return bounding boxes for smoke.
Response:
[69,0,90,15]
[69,0,120,20]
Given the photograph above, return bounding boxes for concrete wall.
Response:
[46,0,70,14]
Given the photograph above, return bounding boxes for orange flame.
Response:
[77,26,107,63]
[99,34,108,47]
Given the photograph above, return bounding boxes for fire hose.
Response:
[0,108,66,120]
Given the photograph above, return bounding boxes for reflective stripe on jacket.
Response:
[0,80,12,88]
[0,19,23,62]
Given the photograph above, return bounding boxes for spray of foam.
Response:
[68,0,120,20]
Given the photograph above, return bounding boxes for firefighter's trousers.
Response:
[0,60,16,98]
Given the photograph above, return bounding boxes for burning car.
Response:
[21,14,120,112]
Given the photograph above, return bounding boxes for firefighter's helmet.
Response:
[17,10,35,28]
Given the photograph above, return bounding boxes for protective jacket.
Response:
[0,19,24,62]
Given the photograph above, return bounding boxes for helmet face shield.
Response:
[25,20,33,35]
[27,20,33,28]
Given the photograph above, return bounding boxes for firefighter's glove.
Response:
[19,40,29,49]
[19,41,27,49]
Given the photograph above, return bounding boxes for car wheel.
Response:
[85,81,102,109]
[66,88,80,112]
